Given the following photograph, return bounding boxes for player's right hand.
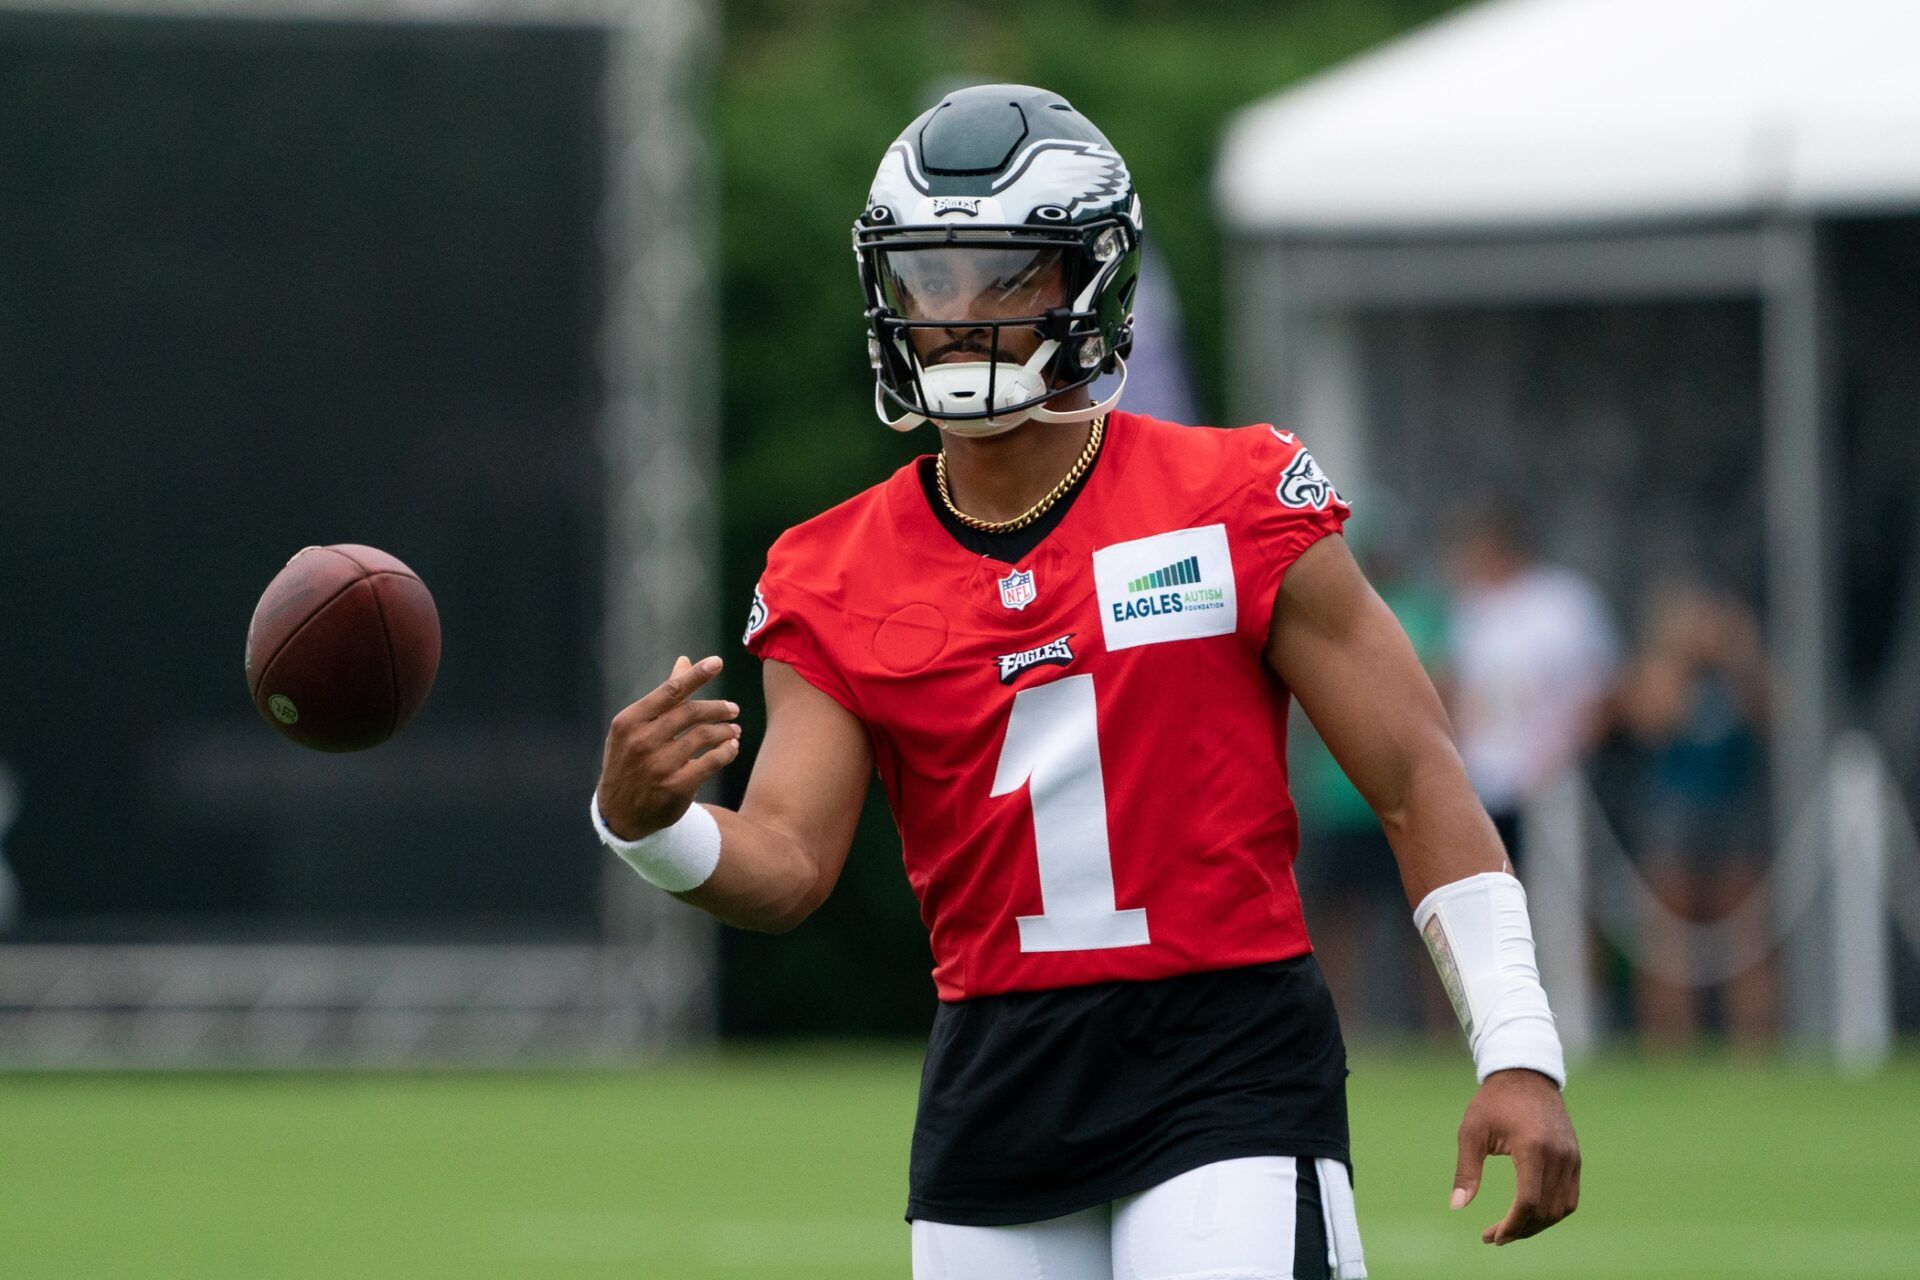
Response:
[596,655,741,840]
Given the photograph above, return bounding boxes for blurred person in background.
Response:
[1445,504,1620,863]
[1616,580,1773,1049]
[1294,491,1454,1039]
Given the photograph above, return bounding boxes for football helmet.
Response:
[855,84,1142,437]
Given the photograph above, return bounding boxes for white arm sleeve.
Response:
[1414,870,1567,1087]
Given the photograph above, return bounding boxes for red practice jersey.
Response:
[743,411,1350,1000]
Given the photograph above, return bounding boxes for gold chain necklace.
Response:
[936,415,1106,535]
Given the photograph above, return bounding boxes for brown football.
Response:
[245,544,441,752]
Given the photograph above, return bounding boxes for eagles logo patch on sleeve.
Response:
[1276,447,1340,511]
[742,585,769,644]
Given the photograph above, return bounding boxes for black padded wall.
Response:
[0,15,609,936]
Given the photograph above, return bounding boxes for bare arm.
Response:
[1267,535,1580,1245]
[594,655,871,934]
[1264,536,1505,904]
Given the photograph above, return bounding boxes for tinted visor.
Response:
[877,246,1069,324]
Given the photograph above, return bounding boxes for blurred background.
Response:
[2,0,1916,1276]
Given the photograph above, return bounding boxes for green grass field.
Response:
[3,1047,1916,1278]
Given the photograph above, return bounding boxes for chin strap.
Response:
[1025,353,1126,425]
[874,382,927,433]
[870,352,1128,435]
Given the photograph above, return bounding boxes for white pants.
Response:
[911,1156,1366,1280]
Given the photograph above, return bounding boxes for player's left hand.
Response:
[1451,1067,1581,1245]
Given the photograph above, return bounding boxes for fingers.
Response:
[1539,1136,1581,1230]
[1483,1134,1580,1245]
[659,720,743,775]
[666,731,742,792]
[646,696,741,745]
[1486,1195,1549,1244]
[1452,1117,1488,1211]
[620,654,724,726]
[1486,1138,1547,1244]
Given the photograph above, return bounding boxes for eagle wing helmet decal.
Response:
[867,142,931,211]
[866,139,1131,224]
[991,140,1131,220]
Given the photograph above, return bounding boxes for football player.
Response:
[593,84,1580,1279]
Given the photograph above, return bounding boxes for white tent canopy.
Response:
[1218,0,1920,232]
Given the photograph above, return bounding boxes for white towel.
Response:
[1317,1157,1369,1280]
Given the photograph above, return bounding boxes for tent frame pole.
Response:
[1759,217,1841,1053]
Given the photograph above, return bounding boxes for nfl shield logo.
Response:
[998,567,1037,611]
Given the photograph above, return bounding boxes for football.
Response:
[245,544,441,752]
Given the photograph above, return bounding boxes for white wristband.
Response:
[1414,871,1567,1087]
[591,793,721,893]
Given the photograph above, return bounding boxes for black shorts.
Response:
[907,954,1352,1226]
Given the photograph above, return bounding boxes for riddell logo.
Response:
[995,634,1075,683]
[931,197,981,216]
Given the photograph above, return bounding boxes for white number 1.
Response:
[991,674,1151,953]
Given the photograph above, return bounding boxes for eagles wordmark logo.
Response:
[995,634,1075,684]
[1277,448,1338,511]
[930,196,980,217]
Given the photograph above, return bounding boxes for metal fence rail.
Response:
[1525,730,1914,1072]
[0,943,709,1068]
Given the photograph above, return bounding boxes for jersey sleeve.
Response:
[1232,425,1353,645]
[740,554,864,719]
